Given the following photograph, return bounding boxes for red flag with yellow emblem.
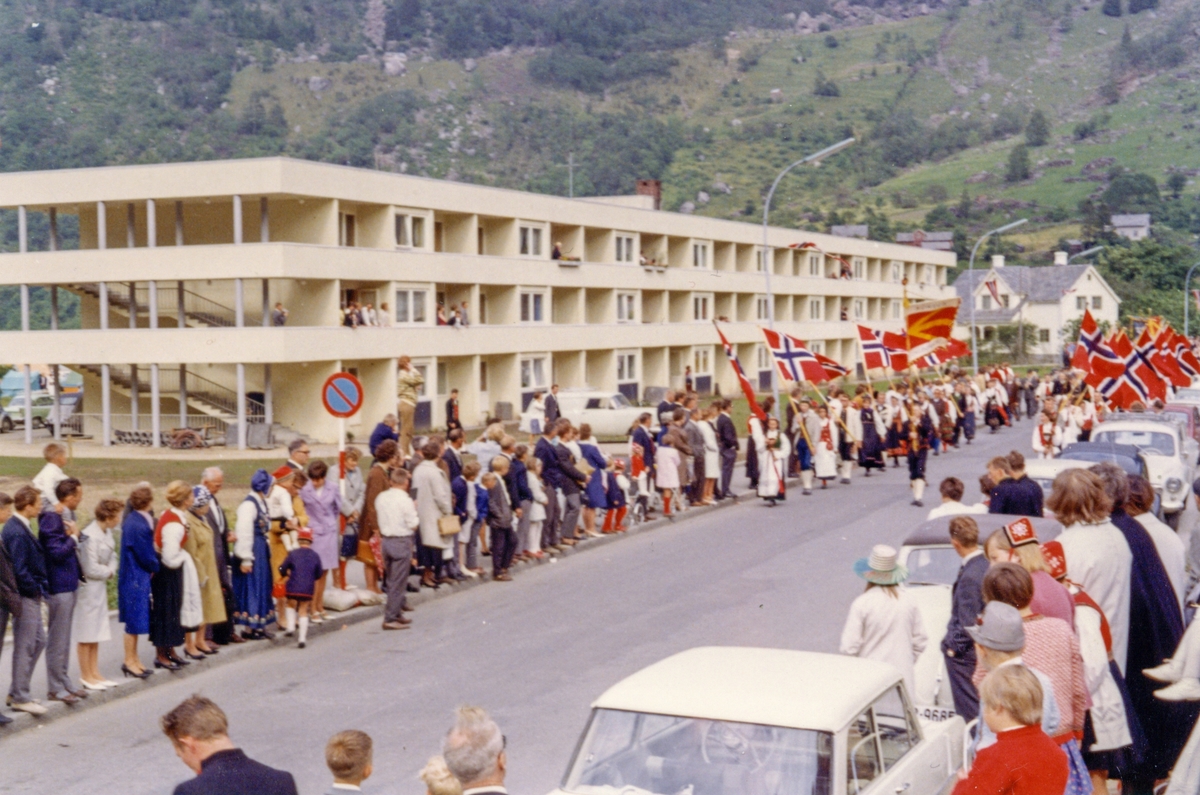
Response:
[905,298,960,346]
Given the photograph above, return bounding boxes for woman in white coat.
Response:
[752,415,791,505]
[520,392,547,437]
[73,498,123,690]
[698,407,720,505]
[839,545,928,697]
[812,405,839,488]
[413,439,454,588]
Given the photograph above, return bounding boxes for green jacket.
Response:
[397,367,424,405]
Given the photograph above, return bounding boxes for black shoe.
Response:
[154,659,181,671]
[121,664,152,680]
[0,711,12,725]
[184,651,206,661]
[406,583,420,593]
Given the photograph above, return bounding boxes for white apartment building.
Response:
[0,157,955,447]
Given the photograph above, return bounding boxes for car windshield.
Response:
[611,394,632,409]
[1057,451,1142,476]
[903,546,961,586]
[563,708,833,795]
[1093,430,1175,457]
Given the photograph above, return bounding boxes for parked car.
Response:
[1163,404,1200,450]
[48,392,83,434]
[0,405,12,433]
[549,646,965,795]
[1023,459,1092,501]
[1093,417,1195,528]
[524,388,654,438]
[898,514,1063,722]
[1057,441,1160,515]
[5,391,56,428]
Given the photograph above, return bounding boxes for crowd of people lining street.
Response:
[835,364,1200,795]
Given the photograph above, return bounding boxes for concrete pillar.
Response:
[129,282,137,328]
[101,364,111,446]
[22,365,32,445]
[99,282,109,330]
[20,285,29,332]
[236,363,247,450]
[262,279,270,326]
[50,287,58,331]
[53,364,61,442]
[146,199,156,248]
[233,195,243,244]
[49,207,58,251]
[17,205,26,253]
[264,365,273,426]
[130,365,139,431]
[148,281,158,328]
[260,197,269,242]
[179,363,188,428]
[150,363,161,448]
[97,201,107,250]
[175,201,184,246]
[177,280,185,329]
[235,279,244,327]
[126,203,136,248]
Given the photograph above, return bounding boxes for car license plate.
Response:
[917,705,956,722]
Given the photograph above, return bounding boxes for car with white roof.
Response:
[548,646,964,795]
[898,514,1063,723]
[523,388,654,438]
[1092,416,1195,528]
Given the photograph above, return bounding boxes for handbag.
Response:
[576,459,595,478]
[438,514,462,537]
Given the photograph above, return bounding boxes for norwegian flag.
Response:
[984,278,1002,305]
[1169,329,1200,378]
[714,322,766,422]
[881,330,911,370]
[1071,309,1124,379]
[761,328,828,383]
[815,351,850,379]
[1130,329,1169,399]
[1147,328,1192,388]
[1089,331,1161,408]
[857,325,892,370]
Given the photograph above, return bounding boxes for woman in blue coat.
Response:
[578,424,609,536]
[118,486,158,678]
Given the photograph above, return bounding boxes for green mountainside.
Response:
[2,0,1199,334]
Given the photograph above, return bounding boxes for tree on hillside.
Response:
[1025,109,1050,147]
[813,70,840,97]
[1005,144,1030,183]
[1102,0,1122,16]
[1167,172,1187,198]
[957,188,972,220]
[1101,172,1159,212]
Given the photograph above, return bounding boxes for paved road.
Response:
[0,427,1066,794]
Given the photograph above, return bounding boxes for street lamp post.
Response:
[1186,261,1200,338]
[761,137,855,415]
[968,218,1028,375]
[1068,245,1105,265]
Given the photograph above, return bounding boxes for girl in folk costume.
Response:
[753,415,791,505]
[857,395,887,474]
[813,405,840,489]
[1058,400,1084,448]
[1033,411,1064,459]
[884,399,908,468]
[839,397,862,485]
[149,481,203,671]
[931,388,957,452]
[903,402,936,507]
[1078,393,1098,443]
[790,397,815,490]
[267,466,301,625]
[232,469,276,640]
[1041,542,1144,791]
[984,382,1006,433]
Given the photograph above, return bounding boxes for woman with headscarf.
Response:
[1087,462,1196,793]
[117,485,157,679]
[857,395,886,475]
[183,485,225,658]
[232,469,276,640]
[150,481,203,670]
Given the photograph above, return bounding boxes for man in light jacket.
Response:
[376,467,420,630]
[412,440,453,589]
[397,356,425,458]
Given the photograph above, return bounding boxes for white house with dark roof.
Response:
[953,258,1120,358]
[1110,214,1151,241]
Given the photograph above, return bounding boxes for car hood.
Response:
[1141,455,1184,484]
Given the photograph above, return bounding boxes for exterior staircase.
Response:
[75,364,264,421]
[74,283,237,328]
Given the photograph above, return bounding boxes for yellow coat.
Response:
[183,511,227,625]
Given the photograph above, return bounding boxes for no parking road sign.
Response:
[322,372,364,418]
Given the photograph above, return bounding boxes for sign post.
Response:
[322,372,365,503]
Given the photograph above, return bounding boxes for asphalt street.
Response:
[0,426,1083,794]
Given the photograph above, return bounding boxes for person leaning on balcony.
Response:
[397,356,425,459]
[270,302,288,326]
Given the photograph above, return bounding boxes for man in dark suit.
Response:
[368,415,399,457]
[656,389,675,425]
[1005,450,1044,517]
[502,438,534,555]
[554,422,589,542]
[163,695,298,795]
[534,423,565,549]
[544,384,561,426]
[445,389,462,432]
[2,486,49,716]
[442,429,465,482]
[988,455,1043,517]
[941,515,989,722]
[716,400,738,500]
[0,491,21,724]
[443,706,510,795]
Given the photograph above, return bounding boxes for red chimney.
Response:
[636,179,662,210]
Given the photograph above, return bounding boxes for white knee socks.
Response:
[840,461,853,481]
[912,479,926,502]
[285,607,296,636]
[801,471,814,491]
[298,616,309,647]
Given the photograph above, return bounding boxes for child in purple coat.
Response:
[278,529,323,648]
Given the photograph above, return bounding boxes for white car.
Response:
[548,646,964,795]
[1092,417,1194,527]
[899,515,1063,723]
[526,389,653,438]
[1023,458,1092,500]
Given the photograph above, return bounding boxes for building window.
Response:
[395,214,410,246]
[615,235,635,262]
[981,295,992,310]
[520,357,548,390]
[853,299,865,320]
[756,296,769,321]
[411,217,424,248]
[693,243,708,269]
[437,362,448,395]
[617,292,637,322]
[617,352,637,382]
[1092,296,1102,309]
[892,262,902,282]
[892,300,900,319]
[1076,296,1087,311]
[809,340,823,355]
[520,291,546,323]
[395,289,428,324]
[1039,329,1051,342]
[853,258,865,279]
[693,348,711,374]
[756,344,770,370]
[809,299,822,320]
[693,295,710,321]
[479,361,488,391]
[519,226,543,257]
[810,255,822,276]
[757,251,766,272]
[478,294,488,324]
[1000,294,1010,308]
[339,213,356,247]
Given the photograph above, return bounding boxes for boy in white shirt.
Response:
[32,442,69,513]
